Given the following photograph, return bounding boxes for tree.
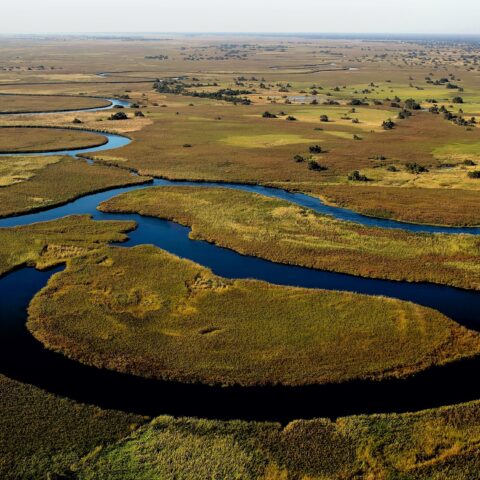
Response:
[309,145,323,154]
[308,160,327,171]
[320,114,329,122]
[262,111,277,118]
[348,170,369,181]
[109,111,128,120]
[382,119,395,130]
[404,98,421,110]
[405,162,428,174]
[452,96,464,104]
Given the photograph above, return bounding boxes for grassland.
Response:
[0,156,148,217]
[0,94,111,113]
[100,186,480,290]
[92,101,480,225]
[0,127,107,153]
[0,214,136,276]
[2,35,480,478]
[0,373,145,480]
[73,401,480,480]
[28,245,480,387]
[0,216,146,480]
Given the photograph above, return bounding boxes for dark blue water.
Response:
[2,264,480,422]
[1,129,480,420]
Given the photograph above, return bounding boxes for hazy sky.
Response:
[2,0,479,35]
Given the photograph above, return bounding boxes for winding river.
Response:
[1,100,480,422]
[0,95,131,115]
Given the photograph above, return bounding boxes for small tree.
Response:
[309,145,323,154]
[262,111,277,118]
[308,160,327,171]
[348,170,369,181]
[382,119,395,130]
[109,111,128,120]
[405,162,428,174]
[404,98,421,110]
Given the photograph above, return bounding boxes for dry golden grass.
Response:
[0,127,106,153]
[0,94,110,113]
[0,156,148,217]
[0,215,136,276]
[0,155,61,187]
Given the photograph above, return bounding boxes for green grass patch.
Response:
[76,401,480,480]
[28,245,480,387]
[220,133,313,148]
[100,186,480,290]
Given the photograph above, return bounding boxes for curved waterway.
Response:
[0,95,131,115]
[1,126,480,421]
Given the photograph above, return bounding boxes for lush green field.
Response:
[0,94,111,113]
[74,401,480,480]
[0,373,145,480]
[0,216,145,480]
[100,186,480,290]
[28,245,480,386]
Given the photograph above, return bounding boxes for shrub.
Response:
[286,116,297,121]
[404,98,421,110]
[135,110,145,117]
[309,145,323,154]
[293,155,305,163]
[72,118,82,124]
[320,115,329,122]
[109,111,128,120]
[308,160,327,171]
[464,159,476,166]
[382,119,395,130]
[262,111,277,118]
[348,170,369,181]
[452,96,464,104]
[468,170,480,178]
[398,110,412,119]
[405,162,428,174]
[349,99,365,106]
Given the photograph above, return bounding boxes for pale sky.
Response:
[2,0,479,35]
